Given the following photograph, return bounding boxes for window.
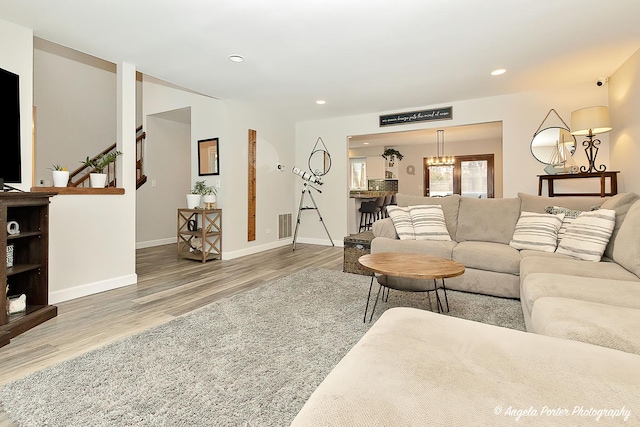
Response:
[424,154,494,198]
[350,158,367,190]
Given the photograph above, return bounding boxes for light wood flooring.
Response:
[0,243,343,426]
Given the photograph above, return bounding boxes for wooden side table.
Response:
[177,208,222,263]
[537,171,619,197]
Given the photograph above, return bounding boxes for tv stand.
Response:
[1,192,57,347]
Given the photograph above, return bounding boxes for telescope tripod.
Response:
[292,183,334,250]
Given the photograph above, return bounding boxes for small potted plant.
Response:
[202,184,218,209]
[81,150,122,188]
[49,164,69,187]
[382,148,404,167]
[187,180,216,209]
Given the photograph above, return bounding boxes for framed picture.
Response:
[198,138,219,176]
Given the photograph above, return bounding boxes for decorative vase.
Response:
[203,194,217,209]
[186,194,201,209]
[89,173,107,188]
[52,170,69,187]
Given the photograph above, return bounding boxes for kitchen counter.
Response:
[349,191,396,199]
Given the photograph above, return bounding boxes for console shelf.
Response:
[1,192,57,347]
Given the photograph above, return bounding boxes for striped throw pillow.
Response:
[386,206,415,240]
[556,209,616,261]
[545,206,583,244]
[509,211,565,253]
[408,205,451,241]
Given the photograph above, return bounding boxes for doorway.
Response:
[424,154,495,198]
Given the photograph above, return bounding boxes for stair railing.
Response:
[136,126,147,189]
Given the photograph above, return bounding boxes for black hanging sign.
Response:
[379,106,453,127]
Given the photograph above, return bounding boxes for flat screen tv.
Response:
[0,67,22,184]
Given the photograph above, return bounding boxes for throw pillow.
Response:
[545,206,582,244]
[408,205,451,241]
[556,209,616,262]
[509,211,565,253]
[386,206,415,240]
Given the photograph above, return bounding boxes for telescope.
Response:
[292,167,323,186]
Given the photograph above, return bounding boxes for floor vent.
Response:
[278,213,293,239]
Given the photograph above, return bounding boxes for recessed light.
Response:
[316,100,326,105]
[363,142,370,145]
[228,54,245,63]
[491,69,507,76]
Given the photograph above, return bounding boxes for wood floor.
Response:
[0,242,343,426]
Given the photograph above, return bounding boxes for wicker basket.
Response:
[343,231,374,275]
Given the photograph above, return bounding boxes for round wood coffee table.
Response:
[358,252,465,322]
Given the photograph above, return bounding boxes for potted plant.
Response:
[49,164,69,187]
[382,148,404,167]
[187,180,216,209]
[202,184,218,209]
[81,150,122,188]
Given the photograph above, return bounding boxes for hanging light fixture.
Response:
[427,129,455,166]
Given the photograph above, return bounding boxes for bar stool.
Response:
[374,196,386,221]
[359,200,380,232]
[381,195,393,218]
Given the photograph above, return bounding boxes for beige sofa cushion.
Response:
[371,217,398,239]
[519,250,574,260]
[453,241,520,275]
[456,196,520,244]
[530,297,640,355]
[371,236,456,260]
[521,273,640,317]
[396,194,460,239]
[600,193,640,259]
[611,200,640,277]
[518,192,607,213]
[292,308,640,426]
[519,256,640,283]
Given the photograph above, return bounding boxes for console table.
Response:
[537,171,619,197]
[177,208,222,263]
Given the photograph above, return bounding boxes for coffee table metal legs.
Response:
[433,279,450,313]
[364,276,450,323]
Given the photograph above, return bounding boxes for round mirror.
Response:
[531,127,576,165]
[308,149,331,176]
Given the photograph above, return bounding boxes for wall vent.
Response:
[278,213,293,239]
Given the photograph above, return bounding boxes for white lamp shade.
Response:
[570,106,612,136]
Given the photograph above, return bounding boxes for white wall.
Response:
[609,48,640,194]
[0,19,33,191]
[224,100,297,257]
[49,62,138,303]
[142,79,296,258]
[296,83,608,243]
[136,112,191,247]
[33,42,116,185]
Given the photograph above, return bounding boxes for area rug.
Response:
[0,268,525,426]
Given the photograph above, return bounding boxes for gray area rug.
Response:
[0,268,525,426]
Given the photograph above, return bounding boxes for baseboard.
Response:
[294,237,344,248]
[222,239,293,260]
[136,237,176,249]
[49,274,138,304]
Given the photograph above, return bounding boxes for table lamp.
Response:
[570,106,612,173]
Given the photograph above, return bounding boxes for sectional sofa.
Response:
[291,192,640,425]
[370,192,640,354]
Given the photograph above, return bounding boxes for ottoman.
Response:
[343,231,374,275]
[292,308,640,426]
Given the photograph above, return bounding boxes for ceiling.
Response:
[2,0,640,123]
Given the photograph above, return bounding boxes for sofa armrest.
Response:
[372,218,398,239]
